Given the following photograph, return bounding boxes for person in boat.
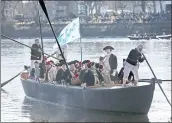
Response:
[55,60,66,84]
[44,61,56,83]
[29,68,35,80]
[34,61,40,82]
[30,38,42,69]
[122,44,145,86]
[99,56,104,66]
[79,60,90,83]
[39,56,47,82]
[118,59,134,84]
[95,63,104,84]
[66,61,81,86]
[82,62,95,87]
[102,46,118,84]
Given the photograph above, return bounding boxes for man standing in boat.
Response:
[122,44,145,87]
[102,46,118,84]
[30,38,42,69]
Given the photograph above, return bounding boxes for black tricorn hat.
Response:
[82,60,90,64]
[55,63,62,67]
[103,46,114,50]
[73,60,79,64]
[68,61,75,65]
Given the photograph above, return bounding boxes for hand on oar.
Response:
[142,53,172,107]
[1,66,29,88]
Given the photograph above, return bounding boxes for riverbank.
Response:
[1,21,171,38]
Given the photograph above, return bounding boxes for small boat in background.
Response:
[157,34,172,40]
[128,33,158,40]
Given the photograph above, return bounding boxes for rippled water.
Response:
[1,38,171,122]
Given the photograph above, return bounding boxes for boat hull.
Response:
[128,36,150,40]
[21,79,155,114]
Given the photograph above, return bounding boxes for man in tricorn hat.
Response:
[102,46,118,84]
[123,44,145,86]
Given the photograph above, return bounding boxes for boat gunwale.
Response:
[22,79,154,91]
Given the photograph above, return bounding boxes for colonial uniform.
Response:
[102,46,118,84]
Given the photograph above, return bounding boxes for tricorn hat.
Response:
[55,63,62,67]
[82,60,90,64]
[67,61,75,65]
[103,46,114,50]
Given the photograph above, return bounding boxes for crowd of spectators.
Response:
[52,11,171,24]
[14,11,171,28]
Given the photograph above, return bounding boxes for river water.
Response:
[1,38,171,122]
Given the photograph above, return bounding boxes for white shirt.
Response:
[103,54,111,73]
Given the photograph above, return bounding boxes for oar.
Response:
[139,79,172,82]
[1,70,23,87]
[143,53,172,107]
[1,65,29,88]
[1,34,60,61]
[0,51,57,88]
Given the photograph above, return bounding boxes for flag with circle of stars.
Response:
[53,17,81,49]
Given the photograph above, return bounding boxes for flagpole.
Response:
[79,17,83,64]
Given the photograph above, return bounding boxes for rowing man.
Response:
[123,44,145,87]
[30,38,42,69]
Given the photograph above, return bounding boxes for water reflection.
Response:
[22,97,149,122]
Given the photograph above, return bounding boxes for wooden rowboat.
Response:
[21,78,155,114]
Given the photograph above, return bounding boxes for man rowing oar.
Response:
[123,44,145,87]
[30,38,42,69]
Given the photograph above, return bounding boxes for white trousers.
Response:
[123,62,139,81]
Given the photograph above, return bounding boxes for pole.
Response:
[37,1,44,61]
[38,14,44,60]
[79,17,83,63]
[80,38,82,63]
[143,53,172,107]
[38,0,71,77]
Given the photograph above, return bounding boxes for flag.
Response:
[53,17,80,49]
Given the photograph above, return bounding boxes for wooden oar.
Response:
[1,34,60,61]
[139,79,171,82]
[0,51,57,88]
[1,70,23,87]
[143,53,172,107]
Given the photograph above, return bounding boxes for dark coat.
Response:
[31,44,42,60]
[109,54,118,81]
[109,54,118,74]
[39,62,46,79]
[63,69,72,84]
[79,69,87,82]
[96,69,104,83]
[55,69,64,84]
[126,48,144,66]
[83,69,95,86]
